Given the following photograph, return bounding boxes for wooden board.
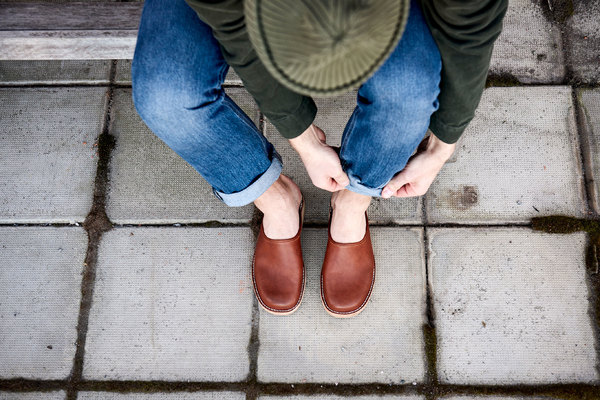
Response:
[0,2,143,59]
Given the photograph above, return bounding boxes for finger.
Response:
[320,179,338,192]
[331,181,347,191]
[394,185,414,198]
[333,170,350,187]
[382,173,409,198]
[313,125,326,142]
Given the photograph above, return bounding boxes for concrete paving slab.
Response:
[566,0,600,84]
[427,87,586,224]
[106,88,256,224]
[0,393,66,400]
[0,87,106,223]
[0,227,87,379]
[260,396,423,400]
[258,227,426,384]
[79,393,245,400]
[429,228,597,384]
[83,227,254,381]
[0,60,111,85]
[490,0,564,83]
[115,59,243,86]
[441,396,562,400]
[578,88,600,213]
[265,92,422,224]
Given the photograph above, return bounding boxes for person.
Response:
[131,0,508,317]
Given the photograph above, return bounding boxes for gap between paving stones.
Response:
[570,89,597,218]
[1,380,600,399]
[64,61,117,400]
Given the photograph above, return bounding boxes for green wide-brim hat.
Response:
[245,0,410,97]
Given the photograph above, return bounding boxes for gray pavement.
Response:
[0,1,599,399]
[579,88,600,213]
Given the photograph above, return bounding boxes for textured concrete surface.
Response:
[115,59,243,86]
[490,0,564,83]
[0,60,111,84]
[0,87,106,223]
[567,0,600,84]
[0,393,66,400]
[429,228,597,384]
[83,227,254,381]
[106,88,256,223]
[258,228,426,384]
[260,396,424,400]
[427,87,586,224]
[78,393,245,400]
[264,92,422,225]
[441,397,562,400]
[0,227,87,379]
[578,88,600,213]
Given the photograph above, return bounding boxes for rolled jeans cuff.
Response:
[213,152,283,207]
[344,170,385,198]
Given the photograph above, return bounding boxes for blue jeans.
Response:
[132,0,441,206]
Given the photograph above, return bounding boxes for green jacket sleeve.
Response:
[419,0,508,144]
[184,0,317,139]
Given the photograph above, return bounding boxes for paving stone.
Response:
[578,88,600,213]
[106,88,257,223]
[429,228,597,384]
[0,60,111,85]
[115,59,243,86]
[258,227,426,384]
[0,392,66,400]
[489,0,564,83]
[79,393,245,400]
[83,227,254,381]
[0,227,87,379]
[427,87,586,224]
[566,0,600,84]
[0,87,106,223]
[441,396,561,400]
[260,396,423,400]
[265,92,422,224]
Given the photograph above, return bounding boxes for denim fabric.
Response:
[339,0,442,196]
[132,0,440,206]
[131,0,282,206]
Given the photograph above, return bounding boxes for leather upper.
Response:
[252,200,305,313]
[321,212,375,315]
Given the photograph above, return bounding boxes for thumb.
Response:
[382,172,409,198]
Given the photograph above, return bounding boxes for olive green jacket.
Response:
[185,0,508,144]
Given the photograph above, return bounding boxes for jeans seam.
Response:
[339,107,359,166]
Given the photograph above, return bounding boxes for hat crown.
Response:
[245,0,409,97]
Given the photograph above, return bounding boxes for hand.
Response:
[382,132,456,198]
[289,124,350,192]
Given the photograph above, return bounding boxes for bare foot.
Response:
[330,189,371,243]
[254,174,303,239]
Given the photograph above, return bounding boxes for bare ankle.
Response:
[331,189,371,214]
[254,175,301,215]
